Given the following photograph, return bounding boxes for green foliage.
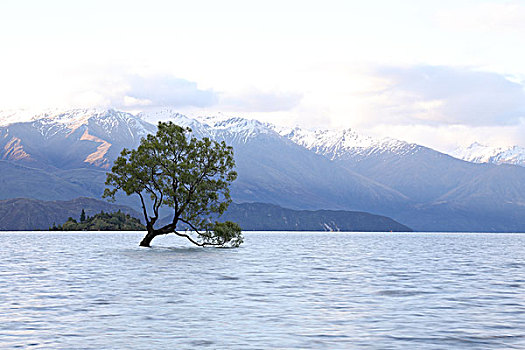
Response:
[50,210,145,231]
[206,221,243,247]
[80,209,86,222]
[103,121,243,247]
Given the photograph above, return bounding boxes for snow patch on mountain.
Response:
[207,117,275,143]
[451,142,525,167]
[0,109,44,126]
[0,108,159,169]
[1,107,427,162]
[138,109,276,143]
[135,109,422,158]
[90,109,155,139]
[273,126,420,161]
[27,109,156,141]
[1,108,154,139]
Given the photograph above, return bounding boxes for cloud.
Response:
[372,65,525,127]
[367,120,525,154]
[118,75,218,109]
[219,88,302,112]
[64,72,301,114]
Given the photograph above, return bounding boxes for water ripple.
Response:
[0,232,524,349]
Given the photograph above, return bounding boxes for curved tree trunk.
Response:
[139,229,159,247]
[139,222,177,247]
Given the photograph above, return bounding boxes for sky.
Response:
[1,0,524,152]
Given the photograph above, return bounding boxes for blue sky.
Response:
[1,0,524,151]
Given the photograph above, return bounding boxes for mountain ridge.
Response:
[452,142,525,167]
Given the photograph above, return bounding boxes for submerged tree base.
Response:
[139,222,243,248]
[139,231,159,247]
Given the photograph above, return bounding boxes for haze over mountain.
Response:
[0,108,524,232]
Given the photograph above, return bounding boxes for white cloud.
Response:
[117,75,218,109]
[367,119,525,153]
[2,1,525,152]
[369,65,525,127]
[219,88,302,113]
[122,96,152,107]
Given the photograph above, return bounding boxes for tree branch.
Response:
[178,218,223,246]
[177,158,214,215]
[137,192,150,226]
[173,230,223,247]
[149,168,163,220]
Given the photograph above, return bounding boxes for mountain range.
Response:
[0,108,524,232]
[220,202,412,232]
[0,197,411,232]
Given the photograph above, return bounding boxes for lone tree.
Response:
[103,121,243,247]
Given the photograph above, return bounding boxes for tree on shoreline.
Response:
[50,210,145,231]
[103,122,243,248]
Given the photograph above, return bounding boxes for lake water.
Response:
[0,232,524,349]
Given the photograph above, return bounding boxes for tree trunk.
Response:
[139,222,177,247]
[139,229,159,247]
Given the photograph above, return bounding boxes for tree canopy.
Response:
[103,121,243,247]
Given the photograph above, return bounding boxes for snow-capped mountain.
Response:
[0,108,156,169]
[273,126,421,161]
[267,123,495,204]
[0,109,42,126]
[137,108,419,159]
[451,142,525,167]
[137,109,276,144]
[0,108,154,139]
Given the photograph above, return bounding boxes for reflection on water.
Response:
[0,232,524,349]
